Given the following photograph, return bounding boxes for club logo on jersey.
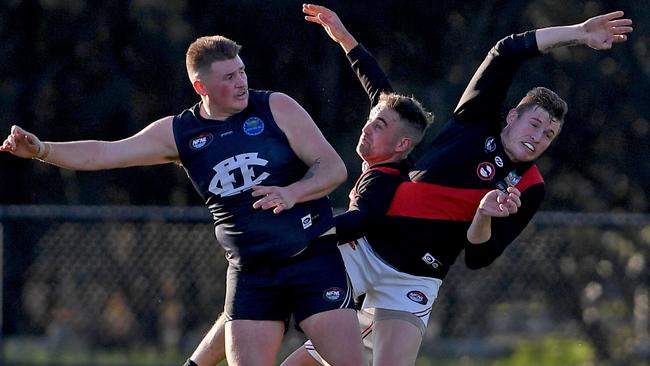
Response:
[190,133,213,150]
[422,253,443,270]
[323,287,343,302]
[243,117,265,136]
[494,156,504,167]
[301,214,313,229]
[504,170,522,187]
[407,290,428,305]
[484,136,496,152]
[476,162,496,180]
[208,153,270,197]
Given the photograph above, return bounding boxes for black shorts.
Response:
[223,235,354,326]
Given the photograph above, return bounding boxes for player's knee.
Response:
[374,308,426,336]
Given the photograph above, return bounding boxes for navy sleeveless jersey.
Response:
[173,90,334,267]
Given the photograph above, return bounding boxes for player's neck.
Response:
[200,101,232,121]
[364,156,404,168]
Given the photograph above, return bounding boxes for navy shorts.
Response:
[223,235,354,326]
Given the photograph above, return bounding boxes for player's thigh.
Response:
[372,317,423,366]
[225,319,284,366]
[299,308,367,366]
[285,308,374,366]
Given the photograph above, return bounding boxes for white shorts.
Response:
[341,237,442,325]
[304,238,442,364]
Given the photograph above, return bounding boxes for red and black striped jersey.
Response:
[339,31,545,279]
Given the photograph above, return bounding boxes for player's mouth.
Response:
[360,135,371,146]
[236,90,248,99]
[522,142,535,152]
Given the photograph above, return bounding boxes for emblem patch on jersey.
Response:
[484,136,496,152]
[208,153,270,197]
[243,117,265,136]
[301,214,313,229]
[504,170,522,187]
[476,162,496,180]
[323,287,343,302]
[494,156,504,167]
[407,290,428,305]
[190,133,213,150]
[422,253,443,270]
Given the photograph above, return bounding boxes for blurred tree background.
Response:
[0,0,648,211]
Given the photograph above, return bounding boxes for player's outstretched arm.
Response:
[0,118,179,170]
[303,3,359,53]
[536,10,632,53]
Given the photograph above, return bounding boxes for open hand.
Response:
[581,11,633,50]
[252,185,297,214]
[303,3,358,52]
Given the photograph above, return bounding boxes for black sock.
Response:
[182,359,198,366]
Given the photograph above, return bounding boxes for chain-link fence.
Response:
[2,206,650,366]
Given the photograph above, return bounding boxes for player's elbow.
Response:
[332,157,348,186]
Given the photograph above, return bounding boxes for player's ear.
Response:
[193,80,208,96]
[506,108,518,125]
[396,136,412,153]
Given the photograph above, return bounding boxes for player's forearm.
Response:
[287,155,347,203]
[37,140,171,170]
[337,32,358,54]
[466,209,492,244]
[535,24,586,53]
[347,44,394,107]
[36,140,119,170]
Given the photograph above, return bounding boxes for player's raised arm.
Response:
[535,10,632,53]
[303,3,393,108]
[303,3,358,53]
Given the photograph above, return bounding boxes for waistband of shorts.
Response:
[234,234,338,271]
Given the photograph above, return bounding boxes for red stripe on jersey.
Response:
[386,182,489,221]
[514,165,544,191]
[386,165,544,221]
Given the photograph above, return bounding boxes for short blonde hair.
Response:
[516,87,568,130]
[378,92,433,146]
[186,35,241,79]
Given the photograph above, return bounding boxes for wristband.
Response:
[34,142,51,161]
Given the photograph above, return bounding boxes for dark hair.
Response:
[378,92,433,145]
[516,87,568,129]
[186,35,242,79]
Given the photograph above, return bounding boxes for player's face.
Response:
[198,56,249,117]
[356,104,405,165]
[501,106,560,162]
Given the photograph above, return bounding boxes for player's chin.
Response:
[514,150,537,163]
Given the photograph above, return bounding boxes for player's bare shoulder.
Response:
[133,116,180,163]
